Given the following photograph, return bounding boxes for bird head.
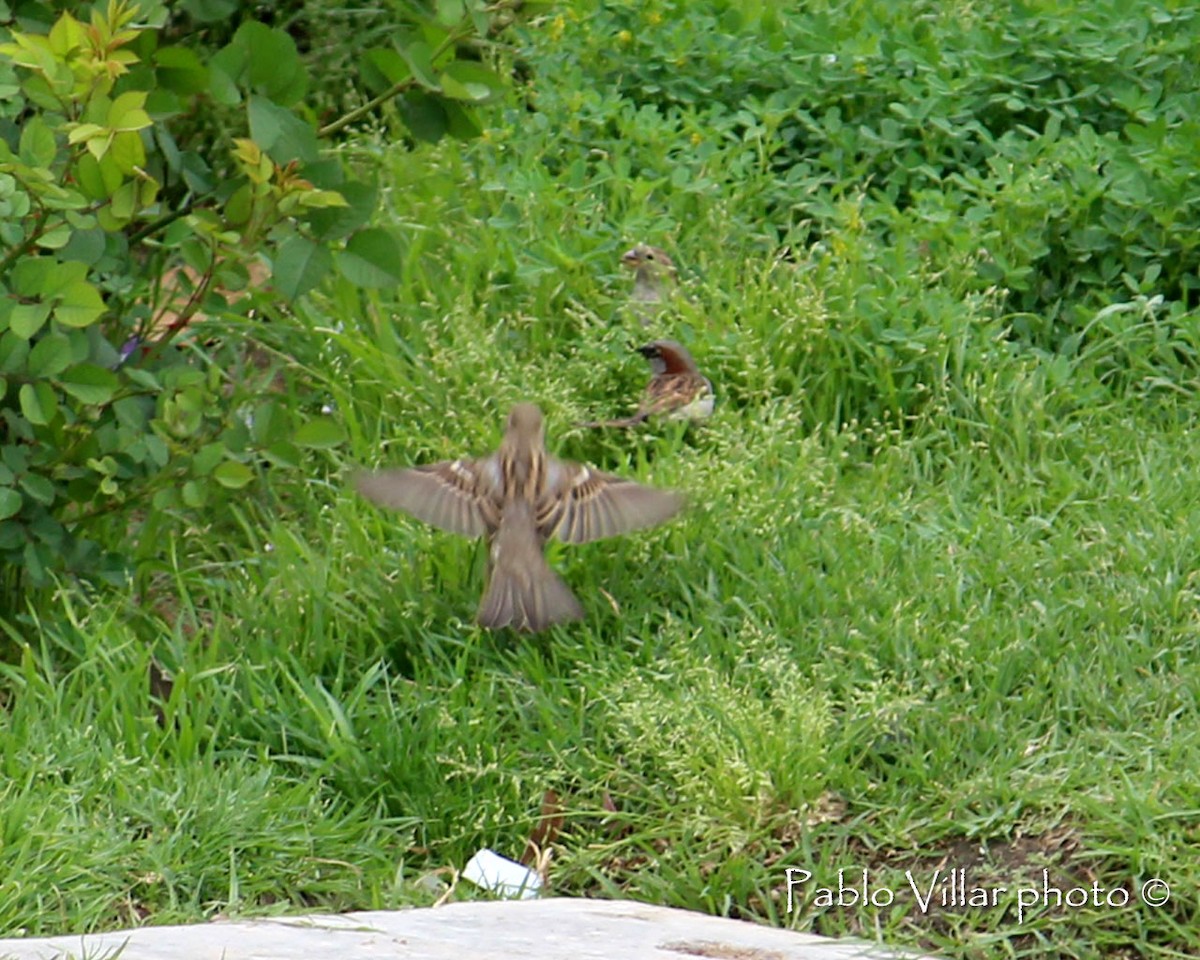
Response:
[620,244,676,277]
[506,403,544,442]
[636,340,699,376]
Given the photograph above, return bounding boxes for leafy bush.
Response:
[0,0,513,588]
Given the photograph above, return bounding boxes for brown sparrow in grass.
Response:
[355,403,684,632]
[581,340,714,428]
[621,244,677,323]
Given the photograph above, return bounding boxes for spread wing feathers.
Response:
[354,458,499,537]
[541,462,684,545]
[477,508,584,631]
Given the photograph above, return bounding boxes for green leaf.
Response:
[113,396,149,430]
[399,90,447,143]
[444,101,482,140]
[192,441,227,476]
[23,542,47,586]
[109,180,138,220]
[75,152,121,200]
[53,281,106,327]
[67,122,107,146]
[249,399,289,445]
[293,417,345,449]
[438,72,474,102]
[59,363,118,404]
[155,126,182,173]
[182,0,238,22]
[213,460,254,489]
[224,182,252,225]
[237,22,306,106]
[35,381,57,422]
[28,332,72,377]
[12,256,56,297]
[146,88,181,119]
[179,235,215,274]
[1,445,28,475]
[47,9,86,56]
[440,61,505,103]
[107,91,152,132]
[145,433,169,467]
[207,42,244,106]
[362,48,411,92]
[109,130,147,174]
[0,488,21,521]
[247,95,318,164]
[156,46,209,94]
[400,40,439,90]
[0,333,31,372]
[19,382,50,425]
[38,260,88,298]
[60,227,106,265]
[125,371,160,395]
[467,0,492,35]
[336,228,404,287]
[435,0,465,25]
[19,472,55,505]
[263,440,301,468]
[63,325,95,364]
[30,512,65,546]
[34,222,71,249]
[9,302,51,339]
[181,479,206,507]
[19,116,56,167]
[272,235,332,300]
[307,180,377,241]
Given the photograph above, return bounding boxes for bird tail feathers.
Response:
[476,509,584,631]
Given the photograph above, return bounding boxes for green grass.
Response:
[4,1,1200,957]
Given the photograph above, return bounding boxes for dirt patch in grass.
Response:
[806,825,1157,956]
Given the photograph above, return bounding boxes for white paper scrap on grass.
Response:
[462,848,543,900]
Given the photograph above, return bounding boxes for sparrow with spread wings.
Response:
[580,340,714,428]
[355,404,683,632]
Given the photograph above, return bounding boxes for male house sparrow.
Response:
[355,403,683,632]
[581,340,714,428]
[621,243,677,323]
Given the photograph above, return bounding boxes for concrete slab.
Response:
[0,898,938,960]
